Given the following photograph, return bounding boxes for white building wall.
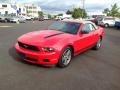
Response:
[23,3,41,18]
[16,4,27,15]
[0,3,16,15]
[0,3,27,15]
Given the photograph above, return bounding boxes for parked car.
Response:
[22,16,32,21]
[98,17,115,27]
[94,16,104,25]
[84,18,96,24]
[15,20,104,68]
[0,15,11,23]
[115,21,120,29]
[10,16,26,23]
[38,17,44,21]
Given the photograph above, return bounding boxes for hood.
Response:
[18,30,74,46]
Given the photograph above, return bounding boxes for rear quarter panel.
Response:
[97,26,104,38]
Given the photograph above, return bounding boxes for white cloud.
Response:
[17,0,120,13]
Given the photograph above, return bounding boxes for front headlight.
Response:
[42,47,55,52]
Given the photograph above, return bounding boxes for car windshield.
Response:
[48,21,80,34]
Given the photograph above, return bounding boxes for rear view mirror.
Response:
[81,30,90,34]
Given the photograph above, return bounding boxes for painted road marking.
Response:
[0,26,13,28]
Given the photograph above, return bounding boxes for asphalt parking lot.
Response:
[0,20,120,90]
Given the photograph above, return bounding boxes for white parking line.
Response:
[0,26,13,28]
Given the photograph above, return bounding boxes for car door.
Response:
[105,18,115,26]
[110,18,115,26]
[89,23,99,44]
[74,23,94,53]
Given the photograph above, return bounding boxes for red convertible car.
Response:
[15,20,104,68]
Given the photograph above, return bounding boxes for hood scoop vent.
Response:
[44,32,64,38]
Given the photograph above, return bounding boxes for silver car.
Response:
[98,17,115,27]
[10,16,26,23]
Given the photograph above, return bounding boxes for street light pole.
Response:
[81,0,85,18]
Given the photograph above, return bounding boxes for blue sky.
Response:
[3,0,120,14]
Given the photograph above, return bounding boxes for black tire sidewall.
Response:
[96,39,101,49]
[105,24,109,28]
[93,38,102,50]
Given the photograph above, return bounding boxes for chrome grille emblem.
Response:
[23,45,28,48]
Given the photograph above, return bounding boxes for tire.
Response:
[4,19,7,23]
[116,26,120,29]
[93,38,102,50]
[57,47,72,68]
[104,23,109,28]
[16,20,20,23]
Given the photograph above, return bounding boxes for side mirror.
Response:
[81,30,90,34]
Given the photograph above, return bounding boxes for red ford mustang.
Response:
[15,20,104,68]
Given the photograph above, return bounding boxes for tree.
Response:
[110,3,120,17]
[48,14,52,19]
[66,10,72,15]
[103,3,120,17]
[58,13,63,16]
[103,8,110,16]
[82,9,87,18]
[72,8,87,19]
[38,11,43,17]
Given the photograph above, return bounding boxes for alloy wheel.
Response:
[61,49,72,65]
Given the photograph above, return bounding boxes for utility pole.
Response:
[81,0,85,18]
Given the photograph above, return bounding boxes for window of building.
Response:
[23,8,25,11]
[5,11,8,15]
[29,7,32,9]
[33,7,36,9]
[2,5,7,7]
[33,11,37,13]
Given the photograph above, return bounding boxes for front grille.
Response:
[18,41,39,51]
[25,57,37,62]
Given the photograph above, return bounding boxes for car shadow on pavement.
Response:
[8,46,55,68]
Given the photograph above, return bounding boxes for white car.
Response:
[22,16,32,20]
[10,16,26,23]
[98,17,115,27]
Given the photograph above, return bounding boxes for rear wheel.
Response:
[57,47,72,68]
[93,38,102,50]
[104,23,109,28]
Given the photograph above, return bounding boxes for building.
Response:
[0,2,42,17]
[23,3,41,18]
[0,3,26,16]
[0,3,16,15]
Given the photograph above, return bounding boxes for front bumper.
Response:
[15,43,59,65]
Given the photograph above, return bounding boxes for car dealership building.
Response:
[0,2,41,18]
[0,3,26,16]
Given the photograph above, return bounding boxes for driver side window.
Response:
[82,23,91,32]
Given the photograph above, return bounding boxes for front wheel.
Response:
[57,47,72,68]
[4,19,7,23]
